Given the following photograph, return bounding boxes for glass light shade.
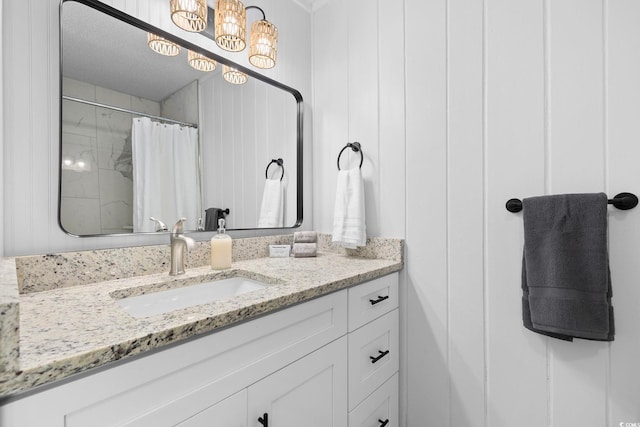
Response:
[222,64,248,85]
[215,0,247,52]
[171,0,207,32]
[147,33,181,56]
[188,50,217,72]
[249,20,277,69]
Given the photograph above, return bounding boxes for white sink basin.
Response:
[116,277,267,318]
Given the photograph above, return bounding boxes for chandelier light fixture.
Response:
[170,0,208,32]
[188,50,218,72]
[222,64,248,85]
[147,33,181,56]
[248,10,277,69]
[214,0,247,52]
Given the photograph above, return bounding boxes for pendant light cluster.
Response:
[147,0,278,85]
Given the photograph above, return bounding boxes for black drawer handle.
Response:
[370,349,390,364]
[258,413,268,427]
[379,419,390,427]
[369,295,389,305]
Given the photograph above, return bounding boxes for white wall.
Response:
[312,0,640,425]
[2,0,312,256]
[200,74,298,229]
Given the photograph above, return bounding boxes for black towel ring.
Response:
[337,142,363,170]
[505,192,639,213]
[265,158,284,181]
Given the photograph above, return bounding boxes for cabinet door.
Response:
[176,389,247,427]
[248,337,348,427]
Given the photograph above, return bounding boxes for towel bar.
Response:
[505,192,638,213]
[265,158,284,181]
[337,142,364,170]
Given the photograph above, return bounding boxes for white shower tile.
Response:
[62,99,97,138]
[62,77,96,100]
[99,169,133,232]
[131,96,161,116]
[96,86,131,109]
[60,197,101,235]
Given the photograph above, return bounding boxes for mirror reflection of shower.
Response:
[60,77,199,235]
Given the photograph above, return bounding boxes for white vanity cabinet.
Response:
[347,273,400,427]
[0,272,400,427]
[169,337,347,427]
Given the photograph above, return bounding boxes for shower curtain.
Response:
[132,117,201,232]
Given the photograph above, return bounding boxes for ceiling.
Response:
[61,1,209,102]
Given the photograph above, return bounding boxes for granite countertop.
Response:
[0,235,403,399]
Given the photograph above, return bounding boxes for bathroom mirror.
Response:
[59,0,302,236]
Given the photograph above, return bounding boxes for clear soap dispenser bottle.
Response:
[211,218,232,270]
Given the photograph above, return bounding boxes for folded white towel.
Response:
[258,179,283,228]
[332,168,366,248]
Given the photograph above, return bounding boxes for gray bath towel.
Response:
[521,193,614,341]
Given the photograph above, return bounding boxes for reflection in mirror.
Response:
[59,0,302,236]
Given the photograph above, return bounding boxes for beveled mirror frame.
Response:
[58,0,303,237]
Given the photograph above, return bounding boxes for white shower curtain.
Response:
[132,117,201,232]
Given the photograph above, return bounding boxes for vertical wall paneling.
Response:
[606,0,640,422]
[0,1,4,257]
[311,1,348,232]
[4,0,33,254]
[378,0,406,239]
[347,0,379,237]
[485,1,548,425]
[447,0,485,424]
[547,1,608,426]
[0,0,3,257]
[404,0,450,424]
[310,0,640,425]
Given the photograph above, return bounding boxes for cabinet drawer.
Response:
[348,273,398,332]
[348,309,399,410]
[348,373,398,427]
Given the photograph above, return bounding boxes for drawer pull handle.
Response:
[370,349,390,364]
[369,295,389,305]
[378,419,390,427]
[258,413,268,427]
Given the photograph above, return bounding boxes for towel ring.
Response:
[337,142,363,170]
[505,192,638,213]
[265,158,284,181]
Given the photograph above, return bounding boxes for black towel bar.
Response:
[505,192,638,213]
[265,158,284,181]
[337,142,363,170]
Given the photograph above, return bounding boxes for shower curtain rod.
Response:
[62,95,198,128]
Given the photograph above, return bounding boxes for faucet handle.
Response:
[149,217,168,232]
[171,217,187,234]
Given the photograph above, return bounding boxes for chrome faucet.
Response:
[150,217,168,232]
[169,218,195,276]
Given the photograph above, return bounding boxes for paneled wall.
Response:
[200,75,298,230]
[2,0,312,255]
[312,0,640,425]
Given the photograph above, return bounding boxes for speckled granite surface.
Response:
[0,234,403,398]
[15,235,297,294]
[0,259,19,375]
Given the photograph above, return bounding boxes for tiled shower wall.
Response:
[61,77,160,235]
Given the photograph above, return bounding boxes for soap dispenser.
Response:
[211,218,232,270]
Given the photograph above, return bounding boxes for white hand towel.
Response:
[258,179,283,228]
[332,168,366,248]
